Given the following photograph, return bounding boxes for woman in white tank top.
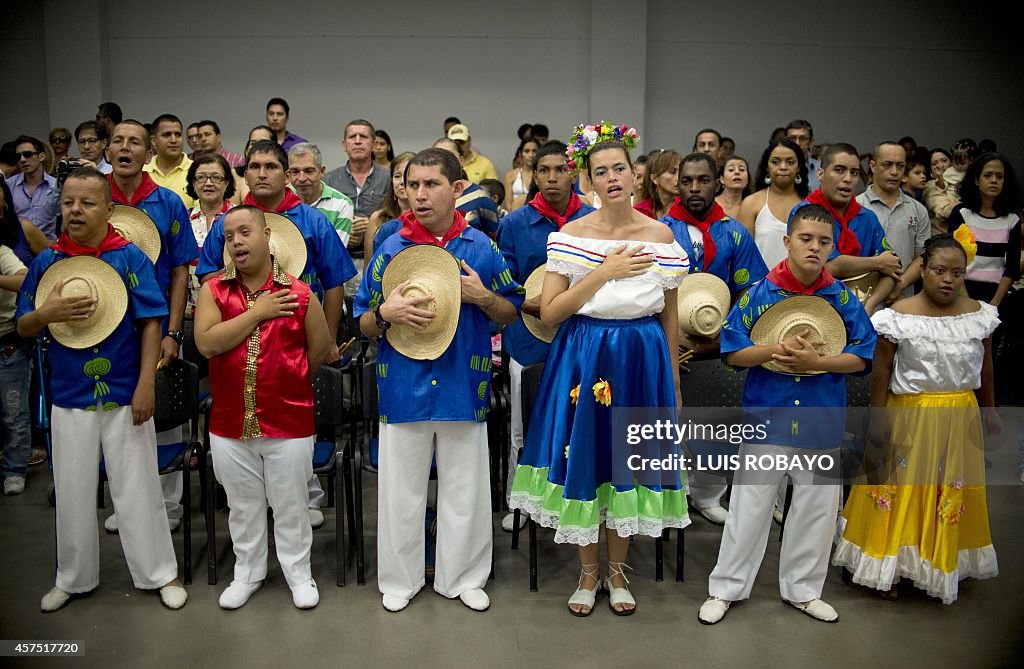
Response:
[504,138,540,211]
[737,138,809,268]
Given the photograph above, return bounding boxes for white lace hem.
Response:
[509,491,691,547]
[832,516,998,604]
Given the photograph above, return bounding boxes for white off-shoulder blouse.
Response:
[545,231,689,319]
[871,302,1000,395]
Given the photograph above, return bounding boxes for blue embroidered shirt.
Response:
[661,213,768,293]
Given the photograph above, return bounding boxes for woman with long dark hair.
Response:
[737,138,809,268]
[946,152,1022,306]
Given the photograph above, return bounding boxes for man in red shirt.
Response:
[194,205,331,610]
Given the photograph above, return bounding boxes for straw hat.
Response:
[35,256,128,349]
[677,272,731,338]
[222,212,307,278]
[842,271,880,304]
[523,264,556,343]
[380,245,462,360]
[750,295,846,375]
[111,205,162,263]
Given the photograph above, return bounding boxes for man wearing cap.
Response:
[195,205,332,610]
[356,148,523,613]
[103,119,199,535]
[660,152,768,525]
[795,143,900,314]
[447,124,497,184]
[697,203,876,625]
[855,142,930,298]
[198,140,356,526]
[144,114,195,209]
[17,166,187,612]
[495,140,594,531]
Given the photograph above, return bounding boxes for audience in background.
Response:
[144,114,194,208]
[447,123,497,184]
[288,143,355,246]
[693,128,723,166]
[716,155,751,219]
[74,121,112,174]
[324,119,390,264]
[373,130,395,169]
[786,119,819,191]
[266,97,306,152]
[48,128,71,166]
[8,135,57,240]
[364,151,414,260]
[635,148,681,220]
[503,137,539,211]
[95,101,122,139]
[195,121,244,169]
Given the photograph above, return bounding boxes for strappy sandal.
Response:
[605,561,636,616]
[567,563,601,617]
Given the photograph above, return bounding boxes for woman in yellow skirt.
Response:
[833,233,1001,603]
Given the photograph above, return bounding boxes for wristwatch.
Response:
[374,305,391,332]
[167,330,185,344]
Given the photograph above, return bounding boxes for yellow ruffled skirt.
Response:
[833,390,998,604]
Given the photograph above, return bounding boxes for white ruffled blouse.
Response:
[545,231,689,319]
[871,303,1000,395]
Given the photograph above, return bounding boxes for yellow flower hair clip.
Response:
[952,223,977,266]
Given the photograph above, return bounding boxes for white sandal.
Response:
[567,563,601,617]
[605,561,636,616]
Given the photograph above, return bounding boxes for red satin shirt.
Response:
[208,259,314,440]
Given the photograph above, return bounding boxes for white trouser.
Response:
[157,426,183,520]
[209,434,314,587]
[687,470,728,509]
[377,421,492,600]
[505,358,525,505]
[307,476,325,509]
[52,405,178,592]
[708,443,840,603]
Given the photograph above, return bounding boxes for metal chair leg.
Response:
[528,519,538,592]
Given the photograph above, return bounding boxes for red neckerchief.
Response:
[52,224,131,257]
[667,198,726,270]
[397,209,468,247]
[529,192,582,229]
[805,189,862,256]
[242,190,303,213]
[766,259,835,295]
[108,172,159,206]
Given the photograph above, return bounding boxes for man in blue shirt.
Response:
[17,167,187,612]
[794,143,901,314]
[8,135,58,240]
[698,204,876,625]
[101,120,199,535]
[198,139,356,528]
[357,148,523,614]
[661,152,769,525]
[496,141,594,531]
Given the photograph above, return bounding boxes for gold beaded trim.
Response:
[241,289,263,440]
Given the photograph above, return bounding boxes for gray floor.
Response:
[2,462,1023,669]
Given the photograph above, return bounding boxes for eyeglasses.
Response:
[78,137,101,146]
[194,174,226,184]
[17,150,40,159]
[50,136,70,143]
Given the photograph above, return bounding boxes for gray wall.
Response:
[3,0,1020,176]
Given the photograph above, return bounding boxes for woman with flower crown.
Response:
[833,233,1001,603]
[509,123,690,617]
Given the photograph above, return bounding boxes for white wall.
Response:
[3,0,1021,179]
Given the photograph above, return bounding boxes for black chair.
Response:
[100,359,203,584]
[510,362,544,591]
[204,364,356,586]
[679,358,748,575]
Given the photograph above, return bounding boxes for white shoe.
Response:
[783,598,838,622]
[104,513,118,533]
[698,597,731,624]
[218,581,262,609]
[3,476,25,496]
[567,563,601,617]
[290,579,319,609]
[694,505,729,525]
[459,588,490,612]
[773,506,784,525]
[382,594,410,612]
[501,512,527,533]
[308,508,325,529]
[40,587,72,613]
[159,585,188,609]
[605,562,635,616]
[167,518,181,532]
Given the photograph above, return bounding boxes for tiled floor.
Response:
[1,461,1022,668]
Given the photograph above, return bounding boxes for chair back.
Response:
[520,362,545,438]
[681,359,746,408]
[361,361,379,422]
[181,319,208,380]
[154,359,200,432]
[313,365,345,435]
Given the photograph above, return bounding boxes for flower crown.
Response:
[566,122,639,173]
